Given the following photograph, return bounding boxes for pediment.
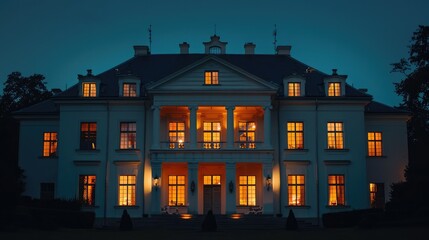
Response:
[146,56,278,92]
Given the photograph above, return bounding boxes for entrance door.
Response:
[203,175,221,214]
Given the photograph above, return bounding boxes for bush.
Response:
[201,210,217,232]
[322,208,383,228]
[286,209,298,230]
[120,209,133,231]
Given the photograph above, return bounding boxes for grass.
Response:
[1,226,428,240]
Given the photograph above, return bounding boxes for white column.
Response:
[226,106,235,149]
[263,105,272,148]
[189,106,198,149]
[225,162,236,214]
[187,162,198,214]
[151,105,160,149]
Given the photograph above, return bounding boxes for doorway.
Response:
[203,175,221,214]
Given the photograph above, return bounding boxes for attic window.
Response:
[204,71,219,85]
[288,82,301,97]
[209,46,221,54]
[327,82,341,96]
[83,82,97,97]
[123,83,137,97]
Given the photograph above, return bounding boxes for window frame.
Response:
[120,122,137,149]
[327,122,344,149]
[203,121,221,149]
[122,82,137,97]
[238,175,256,206]
[82,82,97,97]
[80,122,97,150]
[204,71,219,85]
[169,122,185,149]
[368,131,383,156]
[288,82,301,97]
[79,175,96,206]
[118,175,136,206]
[238,121,256,149]
[168,175,186,206]
[327,82,341,96]
[288,175,305,206]
[287,122,304,149]
[328,174,345,206]
[43,132,58,157]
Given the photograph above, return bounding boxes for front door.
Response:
[203,175,221,214]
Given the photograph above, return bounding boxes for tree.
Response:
[389,25,429,212]
[0,72,53,227]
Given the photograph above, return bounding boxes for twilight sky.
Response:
[1,0,428,106]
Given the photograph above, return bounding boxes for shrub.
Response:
[120,209,133,231]
[322,208,383,228]
[201,210,217,232]
[286,209,298,230]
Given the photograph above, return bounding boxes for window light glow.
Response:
[120,122,136,149]
[287,122,304,149]
[119,175,136,206]
[204,71,219,85]
[80,122,97,150]
[83,82,96,97]
[288,82,301,97]
[123,83,137,97]
[79,175,96,206]
[239,121,256,149]
[327,122,344,149]
[169,122,185,149]
[368,132,382,156]
[203,122,221,149]
[328,175,345,206]
[43,132,58,157]
[327,82,341,96]
[288,175,305,206]
[168,175,185,206]
[239,176,256,206]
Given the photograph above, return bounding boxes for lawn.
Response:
[1,226,428,240]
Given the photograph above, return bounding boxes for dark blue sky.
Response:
[1,0,428,106]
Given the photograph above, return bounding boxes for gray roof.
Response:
[14,53,404,115]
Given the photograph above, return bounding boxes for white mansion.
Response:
[16,35,409,220]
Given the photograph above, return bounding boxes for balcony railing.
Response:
[157,141,264,150]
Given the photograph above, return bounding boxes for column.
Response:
[189,106,198,149]
[262,162,274,215]
[187,162,198,214]
[263,105,272,148]
[225,162,237,214]
[226,106,235,149]
[151,105,160,149]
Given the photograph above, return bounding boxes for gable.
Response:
[147,57,278,92]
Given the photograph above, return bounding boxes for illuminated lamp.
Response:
[153,176,160,191]
[266,175,272,191]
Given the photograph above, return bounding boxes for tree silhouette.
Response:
[390,25,429,212]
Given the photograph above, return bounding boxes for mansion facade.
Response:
[16,35,409,220]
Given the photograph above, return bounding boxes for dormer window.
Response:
[83,82,97,97]
[204,71,219,85]
[327,82,341,96]
[209,46,221,54]
[288,82,301,97]
[123,83,137,97]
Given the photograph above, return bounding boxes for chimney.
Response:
[332,69,338,75]
[276,45,292,55]
[244,42,256,54]
[179,42,190,54]
[133,45,150,56]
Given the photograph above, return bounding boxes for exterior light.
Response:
[229,180,234,193]
[266,175,272,191]
[190,180,195,194]
[153,176,160,191]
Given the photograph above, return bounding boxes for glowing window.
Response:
[82,82,97,97]
[168,176,185,206]
[239,176,256,206]
[288,82,301,97]
[119,175,136,206]
[239,121,256,149]
[169,122,185,149]
[287,122,304,149]
[204,175,221,185]
[43,132,58,157]
[368,132,382,156]
[328,175,345,206]
[288,175,305,206]
[120,122,136,149]
[79,175,96,206]
[369,183,377,208]
[327,122,344,149]
[203,122,221,149]
[327,82,341,96]
[123,83,137,97]
[204,71,219,85]
[80,122,97,150]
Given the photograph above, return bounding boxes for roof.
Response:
[13,52,404,115]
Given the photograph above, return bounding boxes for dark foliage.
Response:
[322,208,383,228]
[390,25,429,214]
[285,209,298,230]
[119,209,133,231]
[201,210,217,232]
